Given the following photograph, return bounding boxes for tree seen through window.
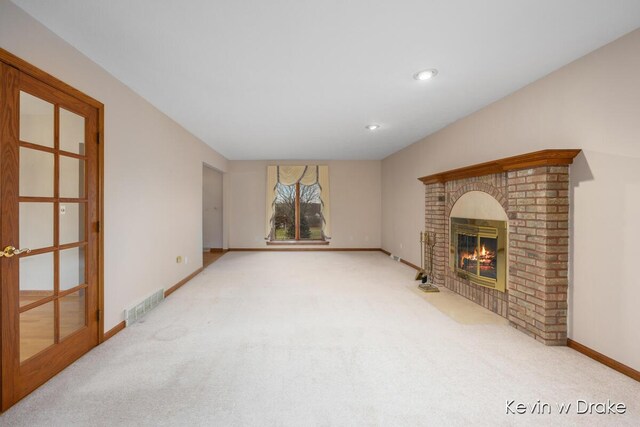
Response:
[273,182,323,240]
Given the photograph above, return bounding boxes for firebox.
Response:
[450,218,507,292]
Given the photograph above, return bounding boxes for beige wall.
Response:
[1,0,228,331]
[228,160,381,248]
[382,29,640,370]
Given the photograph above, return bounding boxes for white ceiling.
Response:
[12,0,640,160]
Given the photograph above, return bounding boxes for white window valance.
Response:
[265,165,331,240]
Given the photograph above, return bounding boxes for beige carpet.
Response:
[1,252,638,426]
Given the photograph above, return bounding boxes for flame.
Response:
[459,244,494,268]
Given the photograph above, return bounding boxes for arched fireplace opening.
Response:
[449,191,508,293]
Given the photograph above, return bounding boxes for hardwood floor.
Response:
[19,291,86,362]
[203,250,225,268]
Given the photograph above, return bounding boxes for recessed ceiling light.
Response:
[366,124,380,131]
[413,68,438,81]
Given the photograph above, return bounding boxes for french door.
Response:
[0,62,100,410]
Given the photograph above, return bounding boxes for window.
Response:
[266,165,331,242]
[273,182,323,241]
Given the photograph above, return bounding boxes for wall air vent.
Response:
[124,289,165,326]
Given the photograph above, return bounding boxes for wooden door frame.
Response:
[0,47,105,409]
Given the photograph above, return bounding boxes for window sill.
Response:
[267,240,329,246]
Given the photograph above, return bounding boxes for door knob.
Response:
[0,246,31,258]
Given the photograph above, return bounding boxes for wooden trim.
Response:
[567,339,640,383]
[52,98,59,353]
[400,258,420,271]
[1,63,20,410]
[267,240,329,246]
[164,268,204,298]
[102,321,125,342]
[17,290,52,297]
[57,284,88,299]
[229,247,381,252]
[418,149,581,184]
[208,248,225,253]
[18,141,55,155]
[380,249,421,271]
[0,48,102,109]
[17,247,55,257]
[19,197,88,203]
[97,106,105,343]
[18,141,88,160]
[18,296,55,313]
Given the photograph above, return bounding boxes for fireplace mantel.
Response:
[418,149,581,184]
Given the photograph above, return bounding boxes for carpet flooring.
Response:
[1,252,639,426]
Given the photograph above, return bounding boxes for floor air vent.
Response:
[390,254,402,262]
[124,289,165,326]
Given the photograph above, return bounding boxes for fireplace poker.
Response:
[415,232,426,281]
[419,231,440,293]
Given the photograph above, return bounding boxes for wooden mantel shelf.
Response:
[418,149,581,184]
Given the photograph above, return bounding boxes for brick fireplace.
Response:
[419,150,580,346]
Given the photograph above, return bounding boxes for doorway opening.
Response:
[202,164,223,268]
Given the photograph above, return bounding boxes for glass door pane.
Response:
[19,91,54,147]
[59,289,86,340]
[479,237,498,279]
[59,247,86,291]
[19,147,54,197]
[20,301,55,362]
[59,156,85,198]
[59,203,86,245]
[457,234,478,275]
[20,202,54,249]
[59,108,85,154]
[19,253,54,308]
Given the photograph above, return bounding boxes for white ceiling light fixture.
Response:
[366,124,380,131]
[413,68,438,81]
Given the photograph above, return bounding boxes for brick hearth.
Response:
[420,150,579,346]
